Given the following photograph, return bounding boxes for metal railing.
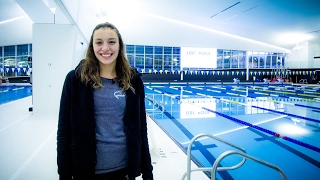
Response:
[181,133,246,180]
[181,133,287,180]
[211,150,287,180]
[145,95,165,116]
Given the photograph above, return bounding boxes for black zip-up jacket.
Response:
[57,67,153,180]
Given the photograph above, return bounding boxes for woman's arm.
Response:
[57,71,74,179]
[138,76,154,180]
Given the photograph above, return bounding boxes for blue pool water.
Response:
[145,83,320,180]
[0,85,32,105]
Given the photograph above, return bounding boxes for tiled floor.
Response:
[0,96,209,180]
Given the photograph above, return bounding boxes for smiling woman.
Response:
[57,22,154,180]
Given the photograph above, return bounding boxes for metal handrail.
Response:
[145,96,164,115]
[211,150,287,180]
[181,133,246,180]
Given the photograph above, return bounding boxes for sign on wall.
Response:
[181,47,217,69]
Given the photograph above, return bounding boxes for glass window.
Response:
[223,50,231,69]
[155,46,163,54]
[248,51,253,68]
[145,46,153,54]
[239,51,246,68]
[127,54,135,66]
[135,45,144,55]
[271,53,278,67]
[0,47,2,70]
[4,57,16,68]
[0,57,3,69]
[4,56,16,76]
[154,55,163,69]
[164,55,172,70]
[173,55,180,70]
[17,56,29,76]
[164,47,172,54]
[17,44,28,56]
[4,45,15,56]
[259,52,265,68]
[248,51,259,68]
[266,53,272,68]
[126,45,134,54]
[145,55,153,69]
[279,53,286,67]
[135,55,144,69]
[17,56,28,67]
[231,51,238,68]
[173,47,180,55]
[217,49,223,69]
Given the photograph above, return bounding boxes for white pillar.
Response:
[32,24,77,114]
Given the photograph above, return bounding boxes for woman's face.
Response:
[92,27,120,68]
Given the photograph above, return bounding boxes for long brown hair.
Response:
[78,22,133,91]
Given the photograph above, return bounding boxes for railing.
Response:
[145,94,165,116]
[181,133,287,180]
[299,79,308,84]
[181,133,246,180]
[211,150,287,180]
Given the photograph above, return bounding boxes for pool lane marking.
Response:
[266,99,320,111]
[252,106,320,123]
[247,86,320,99]
[0,90,9,93]
[294,104,320,110]
[202,85,285,98]
[180,115,288,144]
[0,87,25,93]
[197,86,319,108]
[249,128,320,168]
[218,97,320,124]
[200,104,320,153]
[312,110,320,113]
[242,86,319,100]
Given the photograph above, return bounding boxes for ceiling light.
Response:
[0,16,28,25]
[280,33,313,44]
[142,12,290,52]
[50,8,56,14]
[293,44,303,51]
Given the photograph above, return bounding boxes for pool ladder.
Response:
[181,134,287,180]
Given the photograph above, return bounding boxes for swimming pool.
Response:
[145,83,320,180]
[0,85,32,105]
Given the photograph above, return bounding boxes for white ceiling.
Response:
[1,0,320,50]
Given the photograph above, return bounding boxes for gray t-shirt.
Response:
[93,77,127,174]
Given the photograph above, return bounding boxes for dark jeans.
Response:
[95,168,135,180]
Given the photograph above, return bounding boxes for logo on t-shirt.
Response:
[114,90,125,99]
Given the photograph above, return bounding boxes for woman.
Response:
[57,22,153,180]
